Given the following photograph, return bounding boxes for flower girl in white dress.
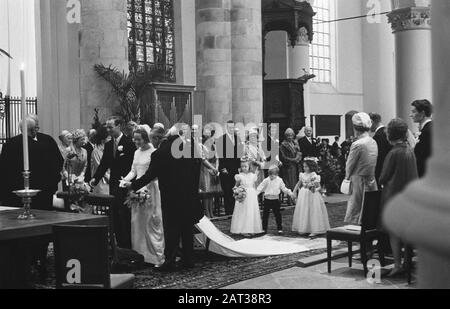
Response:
[230,159,264,236]
[122,126,165,266]
[292,158,330,237]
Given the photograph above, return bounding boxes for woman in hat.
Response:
[62,129,88,187]
[280,128,302,205]
[344,112,379,224]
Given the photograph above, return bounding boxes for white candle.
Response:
[20,64,29,172]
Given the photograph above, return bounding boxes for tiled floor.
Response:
[223,258,414,289]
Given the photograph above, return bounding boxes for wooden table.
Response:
[0,209,108,289]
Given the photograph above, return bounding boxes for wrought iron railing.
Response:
[0,93,38,145]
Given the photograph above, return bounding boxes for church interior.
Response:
[1,0,450,291]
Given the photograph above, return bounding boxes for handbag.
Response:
[340,179,351,195]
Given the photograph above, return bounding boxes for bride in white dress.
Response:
[122,126,165,266]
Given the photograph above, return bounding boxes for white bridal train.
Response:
[195,217,336,258]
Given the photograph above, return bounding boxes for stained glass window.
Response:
[128,0,176,82]
[309,0,333,83]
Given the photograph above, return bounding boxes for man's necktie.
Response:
[113,139,118,158]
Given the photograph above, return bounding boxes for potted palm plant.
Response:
[94,64,165,123]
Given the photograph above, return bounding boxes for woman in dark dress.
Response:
[280,128,302,204]
[379,118,418,277]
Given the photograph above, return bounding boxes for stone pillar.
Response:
[288,27,310,79]
[287,26,311,127]
[387,2,432,130]
[230,0,263,125]
[79,0,128,129]
[195,0,233,124]
[35,0,81,138]
[196,0,263,125]
[383,0,450,289]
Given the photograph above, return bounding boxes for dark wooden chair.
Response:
[405,245,415,285]
[53,225,134,289]
[56,193,118,264]
[327,191,385,276]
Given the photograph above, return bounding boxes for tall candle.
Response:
[20,65,29,173]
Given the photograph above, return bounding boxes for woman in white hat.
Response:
[344,112,379,224]
[244,127,267,187]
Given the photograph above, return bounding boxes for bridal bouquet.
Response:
[124,189,152,209]
[233,186,247,203]
[305,176,320,193]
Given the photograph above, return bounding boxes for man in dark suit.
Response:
[331,136,340,157]
[411,99,433,178]
[130,129,203,271]
[298,126,317,158]
[216,121,244,216]
[83,129,96,183]
[370,113,393,184]
[0,116,63,279]
[90,116,136,249]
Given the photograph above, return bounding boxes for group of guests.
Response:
[0,98,433,277]
[279,127,354,202]
[343,99,432,277]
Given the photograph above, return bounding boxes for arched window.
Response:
[309,0,334,83]
[127,0,176,82]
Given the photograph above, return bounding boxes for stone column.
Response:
[196,0,263,126]
[195,0,233,124]
[288,27,310,79]
[383,0,450,289]
[35,0,81,138]
[79,0,128,129]
[287,26,311,126]
[230,0,263,125]
[387,2,432,130]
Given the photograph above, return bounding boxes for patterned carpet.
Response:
[36,201,348,289]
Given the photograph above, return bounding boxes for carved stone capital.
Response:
[291,26,310,46]
[387,6,431,33]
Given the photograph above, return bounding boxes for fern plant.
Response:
[93,64,165,123]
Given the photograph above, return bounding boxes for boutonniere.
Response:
[414,132,422,143]
[117,145,124,152]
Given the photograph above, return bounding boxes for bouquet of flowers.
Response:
[124,189,152,209]
[305,176,320,193]
[68,182,91,213]
[233,186,247,203]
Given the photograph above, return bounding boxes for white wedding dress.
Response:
[124,146,165,265]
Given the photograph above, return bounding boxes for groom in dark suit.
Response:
[411,99,433,178]
[130,128,203,271]
[216,121,244,216]
[370,113,392,184]
[91,116,135,249]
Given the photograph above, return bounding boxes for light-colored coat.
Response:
[344,134,379,224]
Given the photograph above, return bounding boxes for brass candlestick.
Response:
[14,171,40,220]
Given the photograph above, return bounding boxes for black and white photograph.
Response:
[0,0,449,295]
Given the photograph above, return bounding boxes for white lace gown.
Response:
[124,146,165,265]
[230,173,264,235]
[292,172,331,234]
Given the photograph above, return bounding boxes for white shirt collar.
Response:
[115,133,123,143]
[227,132,235,143]
[375,125,385,134]
[421,119,432,131]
